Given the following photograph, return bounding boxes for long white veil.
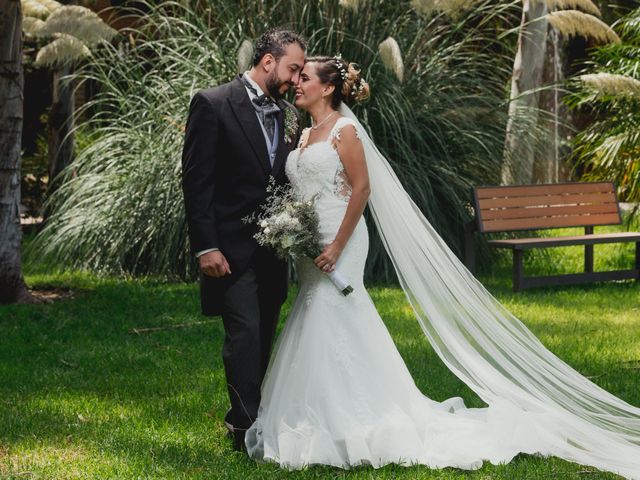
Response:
[339,103,640,479]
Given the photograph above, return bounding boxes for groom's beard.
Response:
[265,70,290,100]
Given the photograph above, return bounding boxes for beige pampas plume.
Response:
[580,73,640,97]
[545,0,601,17]
[547,10,621,44]
[39,0,61,13]
[22,0,51,19]
[379,37,404,82]
[35,33,92,68]
[23,16,45,37]
[411,0,478,17]
[339,0,360,11]
[37,5,117,47]
[237,39,254,72]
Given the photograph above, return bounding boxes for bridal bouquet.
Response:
[244,179,353,296]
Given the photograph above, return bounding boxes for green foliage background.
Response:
[568,7,640,206]
[29,0,529,281]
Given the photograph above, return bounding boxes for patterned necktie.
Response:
[241,75,280,143]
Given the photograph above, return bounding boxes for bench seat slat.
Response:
[488,232,640,250]
[482,213,621,232]
[480,203,618,221]
[478,192,617,210]
[475,182,614,199]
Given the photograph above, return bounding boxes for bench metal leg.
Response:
[636,242,640,280]
[584,226,594,273]
[513,250,523,292]
[585,245,594,273]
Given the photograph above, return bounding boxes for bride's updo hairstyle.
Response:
[305,55,370,108]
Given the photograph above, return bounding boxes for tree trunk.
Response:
[502,0,548,185]
[47,64,75,190]
[535,27,572,183]
[0,0,35,304]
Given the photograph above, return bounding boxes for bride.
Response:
[244,55,640,478]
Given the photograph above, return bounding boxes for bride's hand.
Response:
[314,241,344,273]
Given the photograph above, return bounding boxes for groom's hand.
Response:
[200,251,232,277]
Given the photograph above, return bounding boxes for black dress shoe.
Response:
[232,429,246,452]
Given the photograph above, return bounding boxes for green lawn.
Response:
[1,226,639,479]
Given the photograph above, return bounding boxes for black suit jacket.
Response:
[181,75,301,316]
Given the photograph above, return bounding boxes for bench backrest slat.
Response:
[474,182,621,233]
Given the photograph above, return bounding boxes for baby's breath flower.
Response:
[242,177,322,259]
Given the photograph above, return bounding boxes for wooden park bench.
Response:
[464,182,640,291]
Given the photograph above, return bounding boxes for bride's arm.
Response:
[314,124,370,272]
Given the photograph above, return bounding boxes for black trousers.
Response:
[220,256,282,442]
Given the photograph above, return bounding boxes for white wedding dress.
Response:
[244,117,561,470]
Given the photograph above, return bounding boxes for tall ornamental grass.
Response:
[29,0,527,281]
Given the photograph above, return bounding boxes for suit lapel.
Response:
[227,75,271,176]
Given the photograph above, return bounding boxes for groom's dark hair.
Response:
[252,28,306,66]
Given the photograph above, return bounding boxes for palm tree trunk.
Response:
[502,0,548,184]
[0,0,36,304]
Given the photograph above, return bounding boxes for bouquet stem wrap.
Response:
[327,269,353,296]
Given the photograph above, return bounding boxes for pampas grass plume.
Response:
[237,39,254,72]
[23,16,45,36]
[580,73,640,97]
[547,10,621,44]
[35,32,92,68]
[37,5,117,46]
[379,36,404,82]
[411,0,478,17]
[339,0,360,11]
[546,0,601,17]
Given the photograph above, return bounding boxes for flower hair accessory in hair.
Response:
[352,80,365,97]
[333,53,347,80]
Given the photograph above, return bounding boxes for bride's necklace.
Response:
[311,111,337,130]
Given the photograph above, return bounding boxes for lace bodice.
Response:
[285,116,362,205]
[284,116,368,305]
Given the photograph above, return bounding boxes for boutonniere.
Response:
[283,108,298,145]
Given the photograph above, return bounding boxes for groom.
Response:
[181,29,306,451]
